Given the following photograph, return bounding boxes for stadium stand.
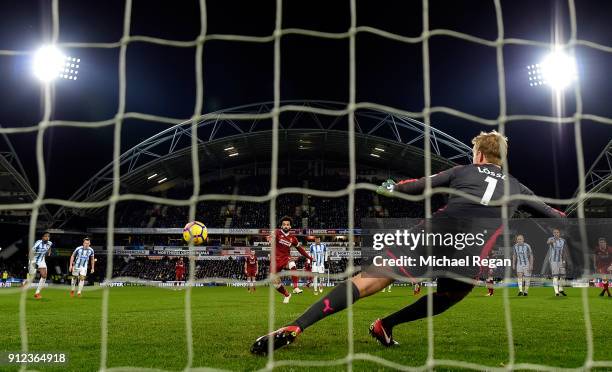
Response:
[113,175,438,229]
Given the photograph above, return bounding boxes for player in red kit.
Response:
[245,249,258,293]
[485,269,495,296]
[267,216,312,304]
[600,277,611,297]
[175,257,185,283]
[594,237,611,275]
[594,238,611,297]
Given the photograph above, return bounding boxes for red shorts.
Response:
[246,269,257,277]
[271,257,294,274]
[176,272,185,280]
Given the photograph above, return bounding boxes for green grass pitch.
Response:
[0,285,610,371]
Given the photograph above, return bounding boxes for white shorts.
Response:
[550,262,565,276]
[72,267,87,277]
[30,259,46,271]
[312,265,325,274]
[516,266,531,276]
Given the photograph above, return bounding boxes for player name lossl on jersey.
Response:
[476,165,506,179]
[373,255,511,269]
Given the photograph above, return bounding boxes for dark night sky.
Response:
[0,0,611,202]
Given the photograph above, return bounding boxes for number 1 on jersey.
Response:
[480,176,498,205]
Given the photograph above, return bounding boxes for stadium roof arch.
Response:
[53,100,473,226]
[0,128,52,227]
[565,139,612,217]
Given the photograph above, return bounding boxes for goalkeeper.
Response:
[251,130,566,354]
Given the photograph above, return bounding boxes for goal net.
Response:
[1,0,611,371]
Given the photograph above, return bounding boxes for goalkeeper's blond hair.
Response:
[471,130,508,166]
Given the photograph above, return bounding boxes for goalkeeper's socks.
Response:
[381,291,467,330]
[293,281,360,331]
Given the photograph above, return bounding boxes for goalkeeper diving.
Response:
[250,130,566,354]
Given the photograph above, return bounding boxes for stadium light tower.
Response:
[33,45,81,82]
[527,49,577,91]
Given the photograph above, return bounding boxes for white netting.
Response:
[1,0,611,370]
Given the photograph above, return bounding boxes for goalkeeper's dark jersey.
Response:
[394,163,565,219]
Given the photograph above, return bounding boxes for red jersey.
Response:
[595,246,612,274]
[246,255,258,270]
[274,230,300,260]
[175,261,185,273]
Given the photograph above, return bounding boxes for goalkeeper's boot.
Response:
[250,325,302,355]
[34,293,41,300]
[376,179,397,197]
[369,319,399,347]
[282,293,291,304]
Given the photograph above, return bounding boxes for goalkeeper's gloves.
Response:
[376,179,397,197]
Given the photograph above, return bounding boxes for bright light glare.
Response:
[33,45,66,82]
[540,51,577,90]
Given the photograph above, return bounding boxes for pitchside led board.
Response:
[360,218,612,280]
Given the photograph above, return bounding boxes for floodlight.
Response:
[526,51,577,91]
[540,50,577,90]
[33,45,65,82]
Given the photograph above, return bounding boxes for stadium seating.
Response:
[114,175,436,229]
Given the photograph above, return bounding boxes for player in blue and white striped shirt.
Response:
[309,237,327,294]
[547,228,568,296]
[30,232,53,299]
[512,235,533,296]
[69,237,95,297]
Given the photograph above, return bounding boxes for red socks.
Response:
[292,275,299,289]
[276,285,289,297]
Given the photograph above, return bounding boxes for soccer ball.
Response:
[183,221,208,245]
